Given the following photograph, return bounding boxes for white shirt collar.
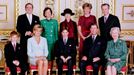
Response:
[11,42,16,45]
[92,34,97,39]
[26,13,32,16]
[63,37,68,41]
[26,14,32,24]
[104,14,109,18]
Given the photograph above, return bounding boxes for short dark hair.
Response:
[43,7,52,17]
[10,31,19,37]
[25,3,33,8]
[61,28,69,32]
[82,3,92,9]
[101,3,110,9]
[90,24,98,29]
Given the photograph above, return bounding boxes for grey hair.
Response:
[110,27,120,35]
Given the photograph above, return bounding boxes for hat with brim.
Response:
[61,8,75,16]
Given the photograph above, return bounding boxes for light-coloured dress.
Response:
[40,19,58,60]
[27,36,48,65]
[105,39,128,72]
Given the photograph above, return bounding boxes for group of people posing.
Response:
[4,2,128,75]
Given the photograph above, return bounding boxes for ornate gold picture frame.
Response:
[0,0,16,36]
[122,5,134,22]
[0,5,7,22]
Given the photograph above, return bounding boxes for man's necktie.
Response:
[92,35,95,42]
[63,39,66,45]
[104,17,107,23]
[13,44,16,51]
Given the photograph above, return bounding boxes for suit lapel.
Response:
[101,17,107,29]
[15,43,19,52]
[24,14,31,25]
[102,16,105,24]
[102,14,111,24]
[102,14,113,30]
[61,39,65,47]
[62,38,69,45]
[105,14,112,25]
[91,35,96,44]
[89,36,94,45]
[105,15,109,24]
[66,39,69,45]
[31,14,34,26]
[92,35,99,46]
[9,42,15,53]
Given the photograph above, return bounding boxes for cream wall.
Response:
[17,0,46,19]
[17,0,115,22]
[115,0,134,29]
[0,0,134,36]
[54,0,115,22]
[0,0,15,30]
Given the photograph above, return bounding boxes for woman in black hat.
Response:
[59,8,78,47]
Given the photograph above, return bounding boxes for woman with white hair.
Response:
[105,27,128,75]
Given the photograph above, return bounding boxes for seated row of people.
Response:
[80,25,128,75]
[27,25,48,75]
[4,24,127,75]
[13,2,122,75]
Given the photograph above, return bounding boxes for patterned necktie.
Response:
[104,17,107,23]
[92,35,95,42]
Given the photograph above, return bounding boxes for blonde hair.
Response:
[110,27,120,35]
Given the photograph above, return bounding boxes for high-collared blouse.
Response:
[27,36,48,58]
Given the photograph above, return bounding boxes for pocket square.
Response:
[97,42,101,44]
[35,21,37,23]
[18,47,21,50]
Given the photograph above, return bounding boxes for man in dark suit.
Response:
[16,3,40,49]
[98,3,121,41]
[16,3,40,67]
[98,3,121,75]
[80,24,104,75]
[4,31,27,75]
[55,28,77,75]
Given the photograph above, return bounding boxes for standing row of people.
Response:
[4,2,128,75]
